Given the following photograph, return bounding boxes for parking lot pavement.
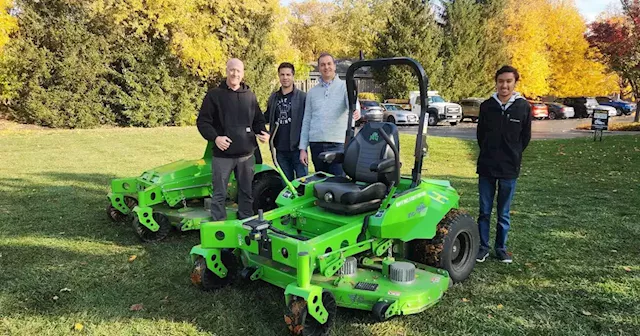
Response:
[397,115,639,140]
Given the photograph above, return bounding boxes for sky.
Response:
[280,0,619,23]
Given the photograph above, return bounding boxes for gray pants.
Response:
[211,154,254,221]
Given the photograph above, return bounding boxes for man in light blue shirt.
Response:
[299,53,361,176]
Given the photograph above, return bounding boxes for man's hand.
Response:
[299,150,308,167]
[215,136,232,151]
[353,109,361,121]
[257,131,270,143]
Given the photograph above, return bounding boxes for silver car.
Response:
[359,100,385,125]
[381,103,419,126]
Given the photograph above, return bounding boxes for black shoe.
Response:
[495,250,513,263]
[476,248,489,263]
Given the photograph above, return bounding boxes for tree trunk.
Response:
[632,80,640,123]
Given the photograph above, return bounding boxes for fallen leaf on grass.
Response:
[582,310,592,316]
[496,304,504,309]
[130,303,144,311]
[461,298,470,302]
[128,255,137,263]
[73,323,84,332]
[623,266,632,272]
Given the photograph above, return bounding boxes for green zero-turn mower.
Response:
[189,58,479,335]
[106,143,284,242]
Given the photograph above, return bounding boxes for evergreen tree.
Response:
[439,0,509,101]
[373,0,444,99]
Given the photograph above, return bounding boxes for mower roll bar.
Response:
[345,57,430,188]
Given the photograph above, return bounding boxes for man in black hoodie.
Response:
[476,65,531,264]
[196,58,269,221]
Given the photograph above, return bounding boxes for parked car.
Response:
[409,90,462,126]
[381,103,419,126]
[596,96,634,116]
[596,104,618,118]
[358,100,385,125]
[458,98,484,122]
[544,102,575,119]
[383,99,411,111]
[560,97,599,118]
[528,100,549,120]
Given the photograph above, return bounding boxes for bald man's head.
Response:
[226,58,245,90]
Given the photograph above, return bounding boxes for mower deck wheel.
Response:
[190,250,238,291]
[132,212,171,243]
[284,291,337,336]
[106,196,137,223]
[372,301,391,322]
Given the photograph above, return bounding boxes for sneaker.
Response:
[476,248,489,263]
[495,250,513,263]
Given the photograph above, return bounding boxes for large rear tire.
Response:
[407,209,479,283]
[427,113,438,126]
[252,173,284,213]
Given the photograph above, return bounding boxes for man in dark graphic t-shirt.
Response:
[265,62,307,181]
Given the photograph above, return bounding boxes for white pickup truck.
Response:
[409,90,462,126]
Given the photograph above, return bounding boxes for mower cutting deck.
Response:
[107,145,284,242]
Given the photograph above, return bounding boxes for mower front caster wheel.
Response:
[191,250,238,291]
[132,212,171,242]
[106,196,137,223]
[285,291,337,336]
[372,301,392,322]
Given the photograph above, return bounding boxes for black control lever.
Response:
[242,209,270,241]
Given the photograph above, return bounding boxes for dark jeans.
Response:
[211,154,254,221]
[309,142,345,176]
[276,150,308,181]
[478,175,517,253]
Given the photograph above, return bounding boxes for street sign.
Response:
[591,109,609,141]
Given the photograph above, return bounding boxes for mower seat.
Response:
[313,122,399,215]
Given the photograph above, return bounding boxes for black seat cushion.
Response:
[313,181,386,205]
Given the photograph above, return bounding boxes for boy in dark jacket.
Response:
[476,65,532,264]
[264,62,307,181]
[196,58,269,221]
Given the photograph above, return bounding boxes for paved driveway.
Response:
[397,115,639,140]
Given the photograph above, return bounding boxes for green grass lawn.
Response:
[1,126,639,335]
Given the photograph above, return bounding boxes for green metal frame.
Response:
[190,175,459,321]
[107,143,276,232]
[190,57,467,329]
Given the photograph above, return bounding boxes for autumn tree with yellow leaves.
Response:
[504,0,617,98]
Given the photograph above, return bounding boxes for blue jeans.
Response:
[309,142,345,176]
[478,176,517,253]
[276,150,308,181]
